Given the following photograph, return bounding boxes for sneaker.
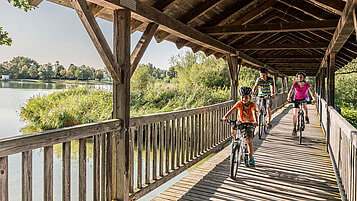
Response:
[305,117,310,124]
[267,123,272,129]
[292,129,297,136]
[249,158,255,167]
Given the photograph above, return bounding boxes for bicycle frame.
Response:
[257,96,269,139]
[293,99,309,144]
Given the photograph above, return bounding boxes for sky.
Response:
[0,1,190,70]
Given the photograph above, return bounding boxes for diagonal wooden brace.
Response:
[70,0,122,84]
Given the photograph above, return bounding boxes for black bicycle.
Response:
[256,96,270,139]
[292,99,311,144]
[224,120,254,179]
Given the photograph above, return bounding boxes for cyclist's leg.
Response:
[293,107,299,130]
[302,102,309,120]
[246,128,254,158]
[231,126,238,139]
[266,98,272,127]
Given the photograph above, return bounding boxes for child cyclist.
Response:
[222,87,258,167]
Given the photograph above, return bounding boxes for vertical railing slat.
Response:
[63,142,71,201]
[186,116,190,163]
[94,136,100,201]
[138,125,143,188]
[22,150,32,201]
[159,121,164,176]
[181,117,185,165]
[79,138,86,201]
[190,116,194,160]
[145,124,151,184]
[171,119,175,170]
[199,114,202,154]
[153,123,158,180]
[106,133,112,201]
[0,156,8,201]
[129,128,135,193]
[165,120,170,173]
[44,146,53,201]
[176,118,181,167]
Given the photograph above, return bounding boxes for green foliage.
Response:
[0,27,12,46]
[335,59,357,109]
[21,87,112,131]
[341,108,357,128]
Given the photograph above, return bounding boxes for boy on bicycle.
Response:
[252,68,275,129]
[222,87,258,167]
[287,72,316,135]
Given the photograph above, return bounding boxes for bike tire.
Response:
[244,147,249,167]
[258,114,263,139]
[230,142,240,179]
[298,114,303,144]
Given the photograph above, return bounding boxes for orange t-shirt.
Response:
[233,101,257,123]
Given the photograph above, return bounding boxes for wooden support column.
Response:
[226,55,241,101]
[327,52,335,107]
[326,52,336,153]
[280,77,284,94]
[113,9,131,201]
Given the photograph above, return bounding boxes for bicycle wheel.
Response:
[230,141,240,179]
[258,114,263,139]
[298,114,303,144]
[244,146,249,167]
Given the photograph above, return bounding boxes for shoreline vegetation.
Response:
[12,51,357,133]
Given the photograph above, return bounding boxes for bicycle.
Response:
[291,99,311,144]
[256,96,270,139]
[224,120,254,179]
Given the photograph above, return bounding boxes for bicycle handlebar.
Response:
[290,99,312,104]
[221,119,254,129]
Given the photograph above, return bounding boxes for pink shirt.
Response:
[293,81,311,100]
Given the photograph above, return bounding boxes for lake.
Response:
[0,80,185,201]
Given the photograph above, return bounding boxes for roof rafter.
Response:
[200,20,338,35]
[236,42,329,50]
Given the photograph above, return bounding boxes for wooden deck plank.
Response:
[153,105,341,201]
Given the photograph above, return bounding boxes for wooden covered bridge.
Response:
[1,0,357,200]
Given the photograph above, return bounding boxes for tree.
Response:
[60,69,67,78]
[38,63,54,80]
[131,65,152,91]
[54,61,65,78]
[95,70,104,81]
[19,65,29,79]
[8,64,20,78]
[66,71,74,79]
[28,66,38,79]
[1,0,34,46]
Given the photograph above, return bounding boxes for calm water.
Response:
[0,80,112,201]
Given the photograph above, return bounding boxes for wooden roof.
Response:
[45,0,356,76]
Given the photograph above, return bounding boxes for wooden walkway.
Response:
[153,104,340,201]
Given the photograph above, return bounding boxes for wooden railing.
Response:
[128,100,234,200]
[0,119,121,201]
[0,93,289,201]
[316,95,357,200]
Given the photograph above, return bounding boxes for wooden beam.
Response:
[154,0,221,43]
[307,0,345,15]
[354,9,357,41]
[252,54,323,59]
[236,42,329,50]
[152,0,175,11]
[88,2,105,18]
[89,0,286,76]
[28,0,43,6]
[70,0,122,84]
[113,9,131,201]
[200,20,338,35]
[130,23,158,77]
[277,0,337,20]
[320,0,357,68]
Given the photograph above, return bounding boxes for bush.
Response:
[341,108,357,128]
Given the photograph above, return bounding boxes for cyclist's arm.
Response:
[270,84,275,97]
[222,106,237,121]
[252,85,258,95]
[308,87,316,102]
[287,85,294,101]
[252,107,258,126]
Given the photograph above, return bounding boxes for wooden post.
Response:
[0,157,8,201]
[226,55,241,101]
[280,77,284,94]
[113,8,131,201]
[326,52,336,153]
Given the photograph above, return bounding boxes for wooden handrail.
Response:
[0,119,121,158]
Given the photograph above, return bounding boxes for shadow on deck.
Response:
[153,105,340,201]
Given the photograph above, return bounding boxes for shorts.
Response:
[233,126,255,138]
[293,98,309,108]
[257,96,272,109]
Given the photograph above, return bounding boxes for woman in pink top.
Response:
[287,72,316,135]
